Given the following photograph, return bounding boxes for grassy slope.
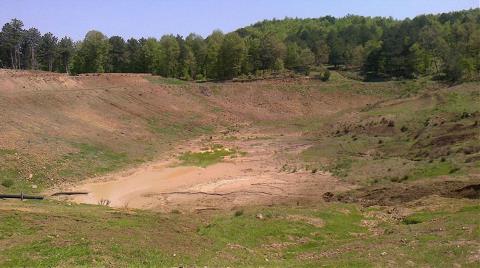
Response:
[300,81,480,186]
[0,198,479,267]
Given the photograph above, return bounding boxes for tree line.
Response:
[0,8,478,81]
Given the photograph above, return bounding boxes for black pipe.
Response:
[51,191,88,196]
[0,193,44,200]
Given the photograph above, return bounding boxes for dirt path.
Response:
[61,128,350,212]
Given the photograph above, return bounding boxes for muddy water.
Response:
[72,161,245,209]
[65,131,349,211]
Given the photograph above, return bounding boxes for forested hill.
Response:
[235,9,480,81]
[0,8,478,81]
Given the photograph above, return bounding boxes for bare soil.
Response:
[329,177,480,206]
[57,128,351,211]
[0,70,379,210]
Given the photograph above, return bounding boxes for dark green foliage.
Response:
[403,217,422,225]
[22,28,41,70]
[70,31,110,74]
[218,32,246,79]
[321,69,331,81]
[1,179,14,188]
[38,32,57,71]
[0,18,24,69]
[1,9,478,81]
[56,37,74,73]
[234,210,244,217]
[107,36,127,73]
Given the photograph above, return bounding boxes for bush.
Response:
[403,217,422,225]
[234,210,244,217]
[321,70,331,81]
[1,179,14,188]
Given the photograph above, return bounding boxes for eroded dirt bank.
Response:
[0,70,377,193]
[59,128,351,211]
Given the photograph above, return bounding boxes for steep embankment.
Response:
[0,70,377,194]
[301,82,480,204]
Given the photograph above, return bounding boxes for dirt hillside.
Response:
[0,69,377,194]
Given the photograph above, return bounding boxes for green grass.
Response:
[1,199,478,267]
[147,117,213,139]
[3,239,93,267]
[0,214,37,239]
[410,161,457,180]
[329,158,355,178]
[0,155,38,194]
[403,211,449,225]
[178,147,236,167]
[298,82,480,185]
[55,143,129,179]
[1,178,14,188]
[0,148,17,156]
[0,143,132,194]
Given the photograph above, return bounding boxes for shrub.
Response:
[234,210,244,217]
[321,70,331,81]
[1,179,14,188]
[449,167,460,174]
[403,217,422,225]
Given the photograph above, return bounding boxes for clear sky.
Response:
[0,0,478,40]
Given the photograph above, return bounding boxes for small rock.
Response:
[256,213,264,220]
[31,184,37,189]
[28,173,33,179]
[380,251,388,256]
[405,260,415,267]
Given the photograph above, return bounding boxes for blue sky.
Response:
[0,0,478,40]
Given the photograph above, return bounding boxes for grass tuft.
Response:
[178,147,236,168]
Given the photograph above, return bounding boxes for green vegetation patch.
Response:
[1,199,479,267]
[410,161,457,180]
[0,214,37,239]
[0,149,38,193]
[2,239,93,267]
[198,204,367,266]
[56,143,129,179]
[178,145,237,167]
[0,149,17,156]
[147,117,213,139]
[402,211,448,225]
[299,82,480,185]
